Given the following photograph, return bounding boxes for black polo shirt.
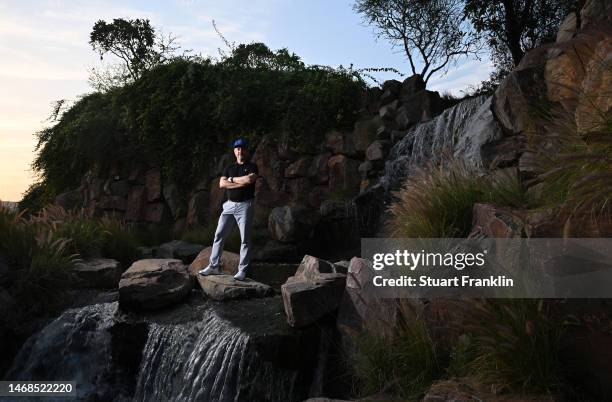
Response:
[223,162,259,202]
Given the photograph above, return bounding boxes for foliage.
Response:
[99,217,141,268]
[464,0,579,68]
[459,299,562,393]
[0,207,78,315]
[353,0,482,84]
[34,43,366,197]
[89,18,180,90]
[527,98,612,220]
[18,181,55,216]
[352,300,439,399]
[386,161,532,238]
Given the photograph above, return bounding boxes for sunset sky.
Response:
[0,0,492,202]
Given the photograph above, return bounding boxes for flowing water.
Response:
[380,95,502,192]
[4,301,305,402]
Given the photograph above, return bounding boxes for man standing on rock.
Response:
[199,138,258,281]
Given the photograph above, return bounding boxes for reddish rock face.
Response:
[353,116,382,153]
[252,136,284,192]
[208,177,225,216]
[325,129,356,156]
[125,185,147,222]
[145,202,170,223]
[145,169,162,202]
[471,203,525,238]
[327,155,360,197]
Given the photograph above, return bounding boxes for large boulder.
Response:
[470,203,525,238]
[197,275,273,300]
[281,277,346,328]
[395,90,443,129]
[307,153,331,184]
[118,259,192,310]
[144,202,171,223]
[281,255,347,327]
[268,205,319,243]
[189,246,240,276]
[324,130,357,156]
[284,157,312,178]
[73,258,122,289]
[399,74,426,102]
[353,116,382,153]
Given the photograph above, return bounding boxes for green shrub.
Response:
[460,299,562,393]
[352,300,439,399]
[0,207,78,315]
[99,217,141,268]
[387,161,532,238]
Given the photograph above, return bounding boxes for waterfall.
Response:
[133,314,298,402]
[5,302,307,402]
[380,95,502,192]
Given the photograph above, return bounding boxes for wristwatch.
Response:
[228,177,234,183]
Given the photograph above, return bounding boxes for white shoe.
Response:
[233,270,246,281]
[198,266,221,276]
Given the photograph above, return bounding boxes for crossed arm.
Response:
[219,173,258,189]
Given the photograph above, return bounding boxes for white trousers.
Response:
[208,199,255,273]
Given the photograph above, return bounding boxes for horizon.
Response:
[0,0,492,202]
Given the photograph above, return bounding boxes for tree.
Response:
[88,18,179,90]
[464,0,579,68]
[354,0,481,84]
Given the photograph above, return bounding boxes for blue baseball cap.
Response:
[232,138,247,148]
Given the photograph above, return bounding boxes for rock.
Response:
[358,161,374,180]
[365,86,382,114]
[55,189,83,211]
[307,152,331,184]
[575,36,612,133]
[277,141,299,161]
[290,255,343,282]
[268,205,319,243]
[157,240,204,264]
[287,177,313,203]
[109,180,129,197]
[399,74,426,102]
[354,183,386,236]
[375,125,392,141]
[145,169,162,202]
[73,258,122,289]
[307,186,329,209]
[197,275,273,300]
[186,190,209,227]
[162,182,183,219]
[379,79,402,105]
[99,195,126,211]
[327,155,361,196]
[395,90,443,129]
[581,0,612,28]
[556,12,577,43]
[365,140,390,161]
[118,259,192,310]
[480,135,526,169]
[337,257,398,333]
[284,157,312,178]
[281,275,346,327]
[353,116,382,153]
[127,163,146,184]
[470,203,525,238]
[144,202,171,223]
[494,66,546,134]
[378,99,398,119]
[214,153,234,176]
[252,136,284,191]
[125,185,146,221]
[421,377,556,402]
[208,177,226,215]
[254,180,291,208]
[189,246,240,276]
[325,130,356,156]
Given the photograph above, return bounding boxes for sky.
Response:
[0,0,493,202]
